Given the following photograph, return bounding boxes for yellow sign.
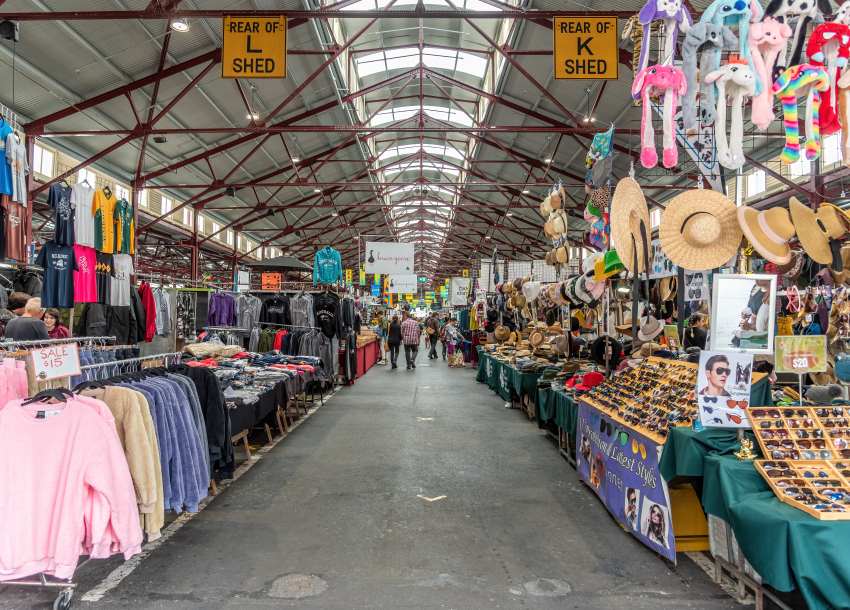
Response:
[345,268,353,282]
[359,269,366,286]
[374,273,381,284]
[553,16,618,80]
[462,269,469,278]
[222,16,287,78]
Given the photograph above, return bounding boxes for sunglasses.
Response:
[727,399,749,409]
[726,413,743,424]
[703,396,718,404]
[711,367,731,376]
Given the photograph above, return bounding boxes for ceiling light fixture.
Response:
[521,189,529,194]
[291,156,300,164]
[313,188,322,193]
[544,157,553,164]
[506,212,514,217]
[246,112,260,121]
[170,17,190,32]
[484,235,491,240]
[331,212,339,217]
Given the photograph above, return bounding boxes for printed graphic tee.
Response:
[113,198,134,255]
[73,244,97,303]
[93,189,117,253]
[110,253,134,306]
[35,241,77,308]
[95,253,113,305]
[48,183,75,246]
[71,182,95,248]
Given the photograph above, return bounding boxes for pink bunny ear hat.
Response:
[632,65,686,169]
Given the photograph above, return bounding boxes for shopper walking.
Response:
[401,310,421,370]
[387,314,402,369]
[425,312,440,359]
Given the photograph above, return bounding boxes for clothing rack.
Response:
[255,321,320,330]
[204,325,249,332]
[78,351,182,372]
[0,335,117,349]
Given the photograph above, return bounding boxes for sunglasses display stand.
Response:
[752,406,850,520]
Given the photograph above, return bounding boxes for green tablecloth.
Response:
[537,387,578,441]
[475,352,542,403]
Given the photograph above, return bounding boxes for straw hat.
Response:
[529,329,545,348]
[659,276,677,302]
[548,321,562,334]
[610,177,651,273]
[659,190,742,271]
[789,198,848,266]
[543,218,555,237]
[737,206,796,264]
[637,315,663,342]
[494,325,510,342]
[832,244,850,284]
[631,340,662,358]
[540,196,553,218]
[513,293,527,309]
[555,245,569,264]
[551,210,568,236]
[550,186,563,210]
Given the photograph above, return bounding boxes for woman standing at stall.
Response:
[43,308,70,339]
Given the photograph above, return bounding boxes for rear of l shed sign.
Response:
[222,16,287,78]
[553,16,618,80]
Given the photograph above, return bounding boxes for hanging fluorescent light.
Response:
[506,212,514,217]
[331,212,339,217]
[544,157,553,164]
[484,235,491,240]
[291,156,300,164]
[246,112,260,121]
[170,17,190,32]
[313,188,322,193]
[521,189,529,194]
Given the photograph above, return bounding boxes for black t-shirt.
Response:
[34,241,77,308]
[314,292,340,339]
[96,253,114,305]
[48,183,75,246]
[4,316,49,341]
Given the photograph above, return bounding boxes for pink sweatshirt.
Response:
[0,397,142,581]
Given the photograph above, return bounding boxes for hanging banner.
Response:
[222,16,287,78]
[553,16,618,80]
[345,268,353,283]
[370,283,381,297]
[365,241,415,275]
[576,402,676,562]
[359,269,366,286]
[450,277,471,306]
[388,274,418,294]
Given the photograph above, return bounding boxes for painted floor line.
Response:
[81,387,339,603]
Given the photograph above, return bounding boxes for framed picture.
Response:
[709,274,776,355]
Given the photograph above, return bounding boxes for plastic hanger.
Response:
[23,388,73,405]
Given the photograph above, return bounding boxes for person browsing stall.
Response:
[43,308,70,339]
[4,297,48,341]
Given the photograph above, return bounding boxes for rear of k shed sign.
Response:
[553,16,618,80]
[222,16,287,78]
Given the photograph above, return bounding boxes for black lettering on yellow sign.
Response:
[553,16,618,80]
[222,16,287,79]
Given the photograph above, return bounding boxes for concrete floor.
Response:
[2,353,744,610]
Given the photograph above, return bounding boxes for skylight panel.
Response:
[423,47,458,71]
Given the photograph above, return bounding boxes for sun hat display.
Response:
[659,189,743,271]
[555,245,569,264]
[551,210,568,235]
[494,325,510,342]
[737,205,796,264]
[610,177,651,273]
[522,280,542,301]
[789,198,848,267]
[637,315,664,342]
[529,329,545,348]
[540,195,553,218]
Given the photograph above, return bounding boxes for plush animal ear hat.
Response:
[772,64,831,163]
[660,189,743,270]
[749,17,793,129]
[682,23,739,131]
[632,65,687,168]
[805,23,850,135]
[789,198,849,267]
[636,0,692,72]
[737,205,797,264]
[704,59,756,170]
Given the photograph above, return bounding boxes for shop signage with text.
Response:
[775,335,827,374]
[222,16,287,78]
[30,343,81,381]
[553,16,618,80]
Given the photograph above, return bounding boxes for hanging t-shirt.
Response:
[6,134,28,206]
[314,292,341,339]
[48,183,74,246]
[95,252,113,305]
[110,253,134,306]
[0,121,13,196]
[3,199,23,262]
[93,189,117,253]
[113,198,134,255]
[34,241,77,308]
[71,182,95,248]
[73,244,97,303]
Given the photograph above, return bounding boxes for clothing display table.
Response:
[340,338,381,383]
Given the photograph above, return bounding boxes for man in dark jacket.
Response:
[424,313,440,359]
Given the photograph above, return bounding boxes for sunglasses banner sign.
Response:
[576,402,676,562]
[697,350,753,429]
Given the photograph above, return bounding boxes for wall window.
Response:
[650,208,662,229]
[182,207,193,226]
[138,189,148,208]
[211,221,221,237]
[115,184,130,201]
[824,134,842,166]
[789,158,810,178]
[225,229,234,246]
[746,170,766,198]
[77,167,96,186]
[161,195,173,215]
[33,144,55,178]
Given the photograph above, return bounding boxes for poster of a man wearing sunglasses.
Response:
[697,350,753,429]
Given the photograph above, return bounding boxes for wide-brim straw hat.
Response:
[540,196,553,218]
[555,245,569,264]
[737,205,796,264]
[550,186,563,210]
[659,189,742,271]
[494,325,510,342]
[529,329,545,347]
[551,210,568,236]
[832,244,850,283]
[789,198,848,266]
[610,177,651,273]
[637,316,663,342]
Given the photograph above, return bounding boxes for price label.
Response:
[775,335,827,374]
[29,343,81,381]
[791,356,812,369]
